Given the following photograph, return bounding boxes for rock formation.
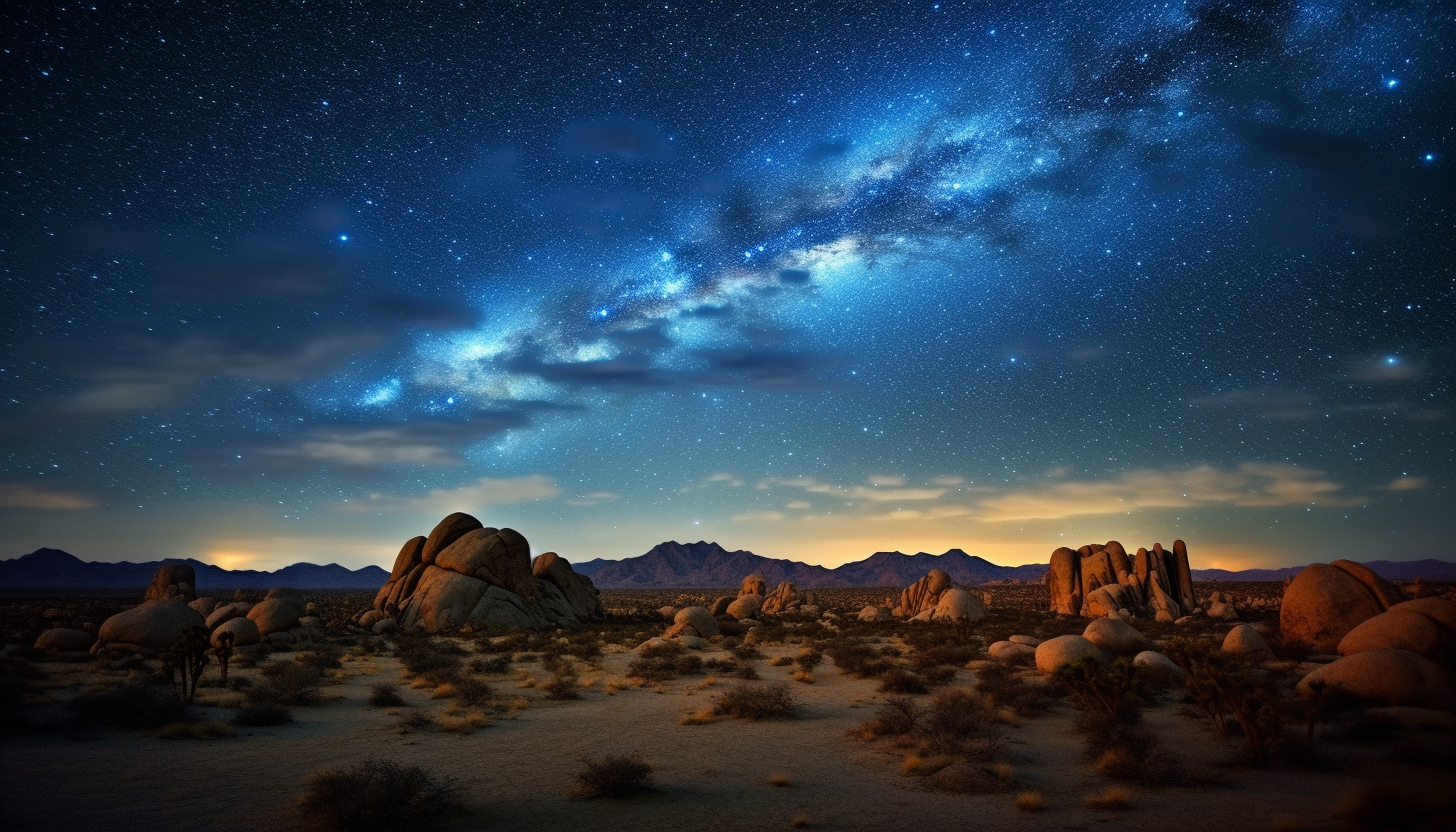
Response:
[1297,648,1456,711]
[1034,634,1106,674]
[358,513,603,633]
[760,580,808,615]
[34,628,95,652]
[893,568,953,618]
[1280,561,1406,652]
[144,562,197,602]
[96,598,206,653]
[1047,539,1195,620]
[1336,598,1456,663]
[739,572,768,598]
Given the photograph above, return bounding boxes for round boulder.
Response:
[1280,563,1388,653]
[1297,648,1456,711]
[211,616,260,647]
[726,594,763,621]
[34,627,94,652]
[1338,606,1456,660]
[673,606,720,638]
[421,511,485,564]
[988,641,1036,663]
[205,601,251,629]
[247,590,306,636]
[1035,635,1107,674]
[1133,650,1185,681]
[932,587,987,623]
[1222,624,1273,658]
[858,605,888,622]
[1008,635,1044,647]
[98,599,206,652]
[1082,618,1153,655]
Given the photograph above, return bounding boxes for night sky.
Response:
[2,1,1453,573]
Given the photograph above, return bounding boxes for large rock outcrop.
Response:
[248,588,306,636]
[1337,598,1456,662]
[97,599,206,653]
[1297,648,1456,711]
[144,562,197,603]
[1047,540,1195,620]
[760,581,808,615]
[360,513,604,633]
[893,568,953,618]
[1281,561,1405,653]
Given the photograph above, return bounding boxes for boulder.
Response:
[247,590,306,637]
[357,609,387,628]
[1206,591,1239,621]
[1281,563,1389,652]
[401,568,489,632]
[726,594,763,620]
[1172,539,1195,610]
[677,635,708,650]
[1396,597,1456,634]
[372,618,399,635]
[388,536,427,582]
[421,511,485,564]
[739,572,767,597]
[265,630,296,645]
[1085,583,1140,619]
[858,605,889,622]
[894,568,952,618]
[658,606,677,621]
[205,601,251,629]
[1222,624,1273,658]
[760,581,807,615]
[988,641,1037,663]
[1008,635,1044,647]
[532,551,604,621]
[1048,547,1081,615]
[98,599,206,652]
[1331,560,1405,609]
[189,597,219,617]
[710,596,733,617]
[434,528,531,597]
[34,628,94,652]
[932,587,987,623]
[211,616,260,647]
[1083,618,1153,655]
[1338,606,1456,660]
[673,606,719,638]
[635,637,672,654]
[1297,649,1456,711]
[144,563,197,602]
[1133,650,1185,681]
[1034,635,1107,674]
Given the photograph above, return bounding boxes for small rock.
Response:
[1133,650,1185,681]
[34,628,94,652]
[1034,635,1107,674]
[676,635,708,650]
[674,606,720,638]
[1222,624,1273,658]
[1083,618,1153,654]
[988,641,1036,663]
[211,616,260,647]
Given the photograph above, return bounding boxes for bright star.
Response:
[1385,79,1398,88]
[338,234,349,242]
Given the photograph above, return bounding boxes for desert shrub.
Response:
[451,677,495,707]
[926,761,1017,794]
[298,760,463,831]
[542,665,581,700]
[731,644,763,661]
[395,639,464,685]
[861,695,927,737]
[158,719,230,739]
[235,703,293,726]
[1056,656,1141,724]
[710,683,798,720]
[910,643,979,671]
[573,753,654,798]
[160,626,211,704]
[828,642,893,678]
[627,649,703,682]
[368,683,407,708]
[1016,791,1046,812]
[70,683,188,729]
[920,665,957,686]
[733,661,760,680]
[973,661,1053,716]
[252,661,324,705]
[878,669,929,695]
[638,639,684,660]
[298,644,345,671]
[766,773,792,787]
[1165,639,1285,766]
[469,655,512,674]
[794,648,823,673]
[543,634,603,664]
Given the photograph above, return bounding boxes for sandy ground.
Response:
[2,640,1449,832]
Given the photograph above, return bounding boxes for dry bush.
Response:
[1085,786,1132,810]
[790,812,810,829]
[859,695,926,738]
[252,660,324,705]
[158,719,230,739]
[1165,639,1286,766]
[436,711,489,734]
[795,647,824,673]
[542,671,581,701]
[878,668,929,695]
[468,655,512,675]
[770,656,794,667]
[927,761,1017,794]
[235,703,293,726]
[791,670,815,684]
[766,773,792,787]
[450,677,495,707]
[973,661,1053,716]
[828,641,894,679]
[732,643,764,661]
[394,638,465,685]
[298,759,463,831]
[902,753,957,775]
[69,683,188,729]
[368,683,407,708]
[1016,791,1046,812]
[910,643,979,671]
[573,753,654,798]
[710,683,798,720]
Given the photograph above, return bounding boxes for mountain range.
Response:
[4,544,1453,592]
[0,548,389,590]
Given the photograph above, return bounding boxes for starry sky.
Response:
[2,1,1453,574]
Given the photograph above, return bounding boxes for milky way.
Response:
[2,1,1452,570]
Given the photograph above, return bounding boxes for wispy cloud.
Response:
[732,510,786,523]
[0,482,98,509]
[340,475,560,513]
[758,475,948,502]
[566,491,621,506]
[974,463,1351,521]
[1386,476,1428,491]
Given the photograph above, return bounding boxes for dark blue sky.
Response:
[2,1,1452,571]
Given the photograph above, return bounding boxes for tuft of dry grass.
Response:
[901,753,957,776]
[436,711,489,735]
[1016,791,1045,812]
[766,773,792,787]
[770,656,794,667]
[791,670,815,684]
[679,708,718,726]
[710,682,798,720]
[789,812,810,829]
[1085,786,1132,810]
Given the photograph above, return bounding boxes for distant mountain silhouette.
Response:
[573,541,1045,588]
[0,548,389,590]
[573,542,1456,588]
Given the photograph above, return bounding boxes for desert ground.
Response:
[2,584,1453,832]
